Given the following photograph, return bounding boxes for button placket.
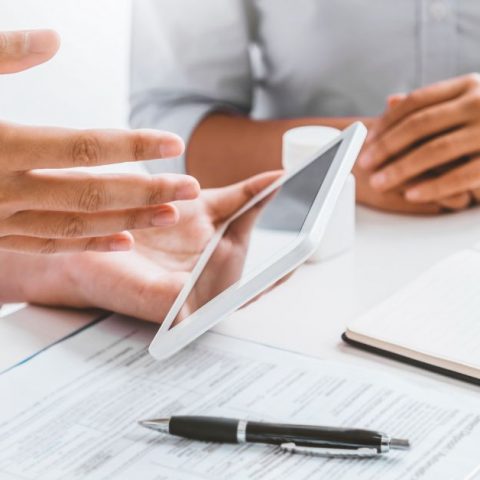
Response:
[418,0,458,85]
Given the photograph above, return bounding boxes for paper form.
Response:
[0,306,100,374]
[0,315,479,480]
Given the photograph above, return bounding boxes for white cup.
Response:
[282,126,356,262]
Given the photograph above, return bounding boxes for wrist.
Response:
[0,252,34,302]
[0,251,66,304]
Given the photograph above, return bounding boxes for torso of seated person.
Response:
[132,0,480,215]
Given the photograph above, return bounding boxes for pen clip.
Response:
[280,443,380,459]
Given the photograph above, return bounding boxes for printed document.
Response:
[1,315,479,480]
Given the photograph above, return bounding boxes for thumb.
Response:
[0,30,60,74]
[206,171,283,223]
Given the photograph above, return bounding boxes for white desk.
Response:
[2,206,480,396]
[216,205,480,396]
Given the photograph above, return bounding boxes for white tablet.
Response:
[149,122,367,360]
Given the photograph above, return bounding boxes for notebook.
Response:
[343,246,480,385]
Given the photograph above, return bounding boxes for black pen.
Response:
[138,415,410,458]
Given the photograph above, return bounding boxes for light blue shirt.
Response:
[130,0,480,173]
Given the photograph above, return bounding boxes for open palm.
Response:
[5,173,279,323]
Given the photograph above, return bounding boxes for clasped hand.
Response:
[357,73,480,213]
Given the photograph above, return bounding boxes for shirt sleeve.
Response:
[130,0,254,173]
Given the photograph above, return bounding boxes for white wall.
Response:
[0,0,131,129]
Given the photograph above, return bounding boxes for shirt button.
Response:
[429,0,450,21]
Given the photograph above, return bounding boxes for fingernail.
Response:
[175,181,200,200]
[405,189,422,201]
[151,209,177,226]
[110,237,133,252]
[160,141,184,158]
[370,172,388,189]
[26,30,58,54]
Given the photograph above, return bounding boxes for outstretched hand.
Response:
[0,172,281,323]
[0,30,199,253]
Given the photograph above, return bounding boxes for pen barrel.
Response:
[169,416,239,443]
[246,422,384,452]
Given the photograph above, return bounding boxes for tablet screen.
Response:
[170,142,341,326]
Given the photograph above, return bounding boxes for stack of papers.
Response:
[1,315,480,479]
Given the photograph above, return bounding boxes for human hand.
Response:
[0,172,280,323]
[351,117,440,214]
[358,74,480,210]
[353,162,442,215]
[0,30,199,253]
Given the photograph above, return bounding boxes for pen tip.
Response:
[390,438,411,450]
[138,418,170,433]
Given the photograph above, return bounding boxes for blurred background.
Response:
[0,0,131,129]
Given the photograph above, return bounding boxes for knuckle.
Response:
[0,236,13,251]
[83,237,99,252]
[124,212,138,230]
[430,136,455,157]
[147,181,169,206]
[0,32,23,56]
[409,110,432,132]
[444,169,464,186]
[389,162,408,181]
[0,32,9,55]
[374,136,393,160]
[464,73,480,89]
[0,188,9,209]
[40,239,58,254]
[0,176,21,212]
[61,216,86,238]
[405,90,422,107]
[131,132,148,161]
[71,133,101,166]
[413,110,436,130]
[441,193,470,210]
[77,180,107,212]
[426,181,442,199]
[466,92,480,112]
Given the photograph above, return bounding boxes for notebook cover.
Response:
[341,332,480,387]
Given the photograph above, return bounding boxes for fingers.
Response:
[437,192,472,211]
[0,231,134,254]
[404,157,480,203]
[472,188,480,203]
[371,74,477,139]
[0,30,60,74]
[369,128,478,192]
[387,93,407,109]
[353,164,443,215]
[15,171,200,212]
[1,124,185,171]
[361,97,469,170]
[0,205,179,239]
[207,171,283,223]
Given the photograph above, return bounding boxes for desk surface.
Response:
[3,206,480,395]
[216,206,480,395]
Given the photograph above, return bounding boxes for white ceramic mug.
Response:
[282,126,356,262]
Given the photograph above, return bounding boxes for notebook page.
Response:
[349,249,480,368]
